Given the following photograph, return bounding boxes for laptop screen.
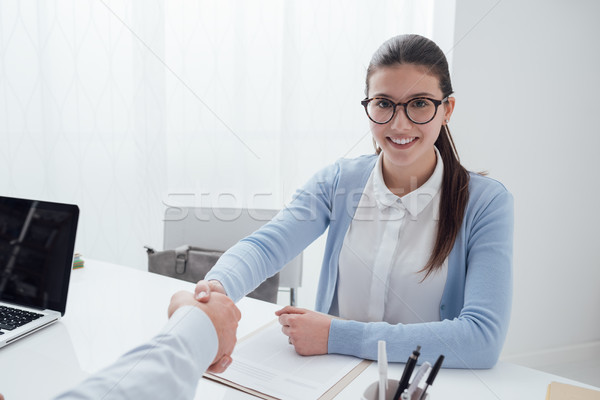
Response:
[0,196,79,315]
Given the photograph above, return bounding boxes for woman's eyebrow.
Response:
[370,92,394,99]
[408,91,436,98]
[371,91,436,100]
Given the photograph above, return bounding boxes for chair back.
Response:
[163,207,302,305]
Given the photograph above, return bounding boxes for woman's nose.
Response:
[389,106,413,130]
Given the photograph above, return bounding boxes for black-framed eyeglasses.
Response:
[361,96,448,125]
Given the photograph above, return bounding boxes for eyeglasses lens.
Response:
[367,99,394,124]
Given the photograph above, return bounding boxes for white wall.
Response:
[451,0,600,359]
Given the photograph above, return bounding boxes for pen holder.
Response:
[361,379,429,400]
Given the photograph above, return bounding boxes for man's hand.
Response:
[276,306,333,356]
[193,280,227,303]
[168,290,241,373]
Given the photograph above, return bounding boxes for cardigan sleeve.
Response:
[328,186,514,369]
[205,162,339,302]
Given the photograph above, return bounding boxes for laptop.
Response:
[0,196,79,349]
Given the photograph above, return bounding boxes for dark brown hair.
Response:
[366,34,470,279]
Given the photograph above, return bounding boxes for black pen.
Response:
[393,345,421,400]
[418,355,444,400]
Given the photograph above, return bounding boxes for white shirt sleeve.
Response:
[54,306,218,400]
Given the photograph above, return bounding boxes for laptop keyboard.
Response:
[0,305,44,331]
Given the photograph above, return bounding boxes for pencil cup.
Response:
[361,379,429,400]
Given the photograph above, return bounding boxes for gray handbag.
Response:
[145,245,280,303]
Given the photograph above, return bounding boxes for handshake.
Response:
[168,279,241,373]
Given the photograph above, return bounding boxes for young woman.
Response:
[200,34,513,369]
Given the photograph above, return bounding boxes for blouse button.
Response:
[440,304,445,311]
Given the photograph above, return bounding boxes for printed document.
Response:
[205,320,369,400]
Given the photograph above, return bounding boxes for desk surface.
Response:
[0,260,597,399]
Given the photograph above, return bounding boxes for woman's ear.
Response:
[444,96,455,124]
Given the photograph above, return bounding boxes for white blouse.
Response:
[337,148,448,324]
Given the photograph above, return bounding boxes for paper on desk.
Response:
[204,320,370,400]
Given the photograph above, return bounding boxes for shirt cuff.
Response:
[164,306,218,369]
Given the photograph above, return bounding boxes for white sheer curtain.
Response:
[164,0,445,209]
[0,0,453,275]
[0,1,168,269]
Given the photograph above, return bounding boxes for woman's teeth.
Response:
[390,137,416,145]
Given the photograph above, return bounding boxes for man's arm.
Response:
[54,291,240,400]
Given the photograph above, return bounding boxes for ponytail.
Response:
[419,125,469,278]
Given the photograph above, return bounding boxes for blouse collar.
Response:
[372,147,444,217]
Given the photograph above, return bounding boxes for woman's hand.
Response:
[275,306,333,356]
[194,280,227,303]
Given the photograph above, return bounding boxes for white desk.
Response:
[0,260,597,399]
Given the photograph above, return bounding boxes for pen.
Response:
[402,361,431,400]
[418,355,444,400]
[378,340,388,400]
[393,345,421,400]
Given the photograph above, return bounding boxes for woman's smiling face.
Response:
[367,64,454,184]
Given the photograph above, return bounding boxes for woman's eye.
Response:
[375,99,393,108]
[410,99,431,109]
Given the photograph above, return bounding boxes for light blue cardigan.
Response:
[206,154,514,369]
